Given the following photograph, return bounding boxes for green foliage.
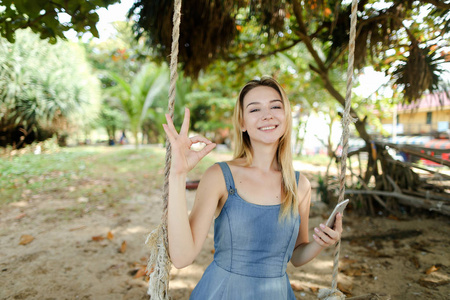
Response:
[84,21,153,86]
[316,173,329,204]
[83,21,155,142]
[97,100,126,139]
[188,91,234,141]
[0,29,101,147]
[0,0,120,43]
[106,63,169,146]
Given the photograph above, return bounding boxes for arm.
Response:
[168,164,224,269]
[163,108,220,269]
[290,175,343,267]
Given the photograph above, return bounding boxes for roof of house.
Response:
[398,92,450,112]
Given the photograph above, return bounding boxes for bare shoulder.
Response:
[200,163,223,184]
[297,173,311,191]
[297,172,311,204]
[197,163,226,198]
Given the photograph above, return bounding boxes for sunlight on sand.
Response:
[123,226,149,234]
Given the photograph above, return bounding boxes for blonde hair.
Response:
[232,76,299,219]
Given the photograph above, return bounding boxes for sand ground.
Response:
[0,159,449,300]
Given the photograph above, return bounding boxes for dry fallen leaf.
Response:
[69,226,87,231]
[107,231,114,240]
[19,234,34,245]
[15,213,27,220]
[134,267,147,279]
[425,265,439,275]
[310,286,319,293]
[418,277,450,288]
[341,257,357,265]
[290,281,304,291]
[342,263,371,277]
[120,241,127,253]
[211,249,215,254]
[337,282,353,295]
[92,235,104,241]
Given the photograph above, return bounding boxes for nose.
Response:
[262,109,273,120]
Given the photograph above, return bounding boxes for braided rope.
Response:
[319,0,358,299]
[145,0,182,299]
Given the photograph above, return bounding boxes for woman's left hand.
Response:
[312,212,343,248]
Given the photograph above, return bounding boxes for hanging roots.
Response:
[145,224,172,300]
[318,288,346,300]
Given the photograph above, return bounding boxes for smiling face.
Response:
[241,86,287,146]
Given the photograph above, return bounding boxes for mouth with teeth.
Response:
[259,125,278,131]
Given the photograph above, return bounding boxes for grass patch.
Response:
[0,145,220,207]
[0,148,97,204]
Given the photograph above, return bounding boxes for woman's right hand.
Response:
[163,107,216,175]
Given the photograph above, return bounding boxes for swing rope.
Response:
[145,0,182,298]
[318,0,358,299]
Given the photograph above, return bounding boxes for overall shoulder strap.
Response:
[295,170,300,185]
[216,162,237,195]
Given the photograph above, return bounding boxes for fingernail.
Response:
[313,234,317,239]
[319,224,325,229]
[314,227,319,233]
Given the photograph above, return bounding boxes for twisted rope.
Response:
[319,0,358,299]
[146,0,182,299]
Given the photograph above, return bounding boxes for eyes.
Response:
[249,105,282,113]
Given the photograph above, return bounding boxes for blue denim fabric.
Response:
[190,162,300,300]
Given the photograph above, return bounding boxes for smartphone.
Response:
[325,199,349,228]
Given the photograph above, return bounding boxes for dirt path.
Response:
[1,157,449,299]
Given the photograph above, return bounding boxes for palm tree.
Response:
[107,63,169,148]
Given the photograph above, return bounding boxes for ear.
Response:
[240,121,247,133]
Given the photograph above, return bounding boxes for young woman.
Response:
[163,76,343,299]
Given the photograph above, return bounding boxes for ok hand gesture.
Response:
[163,108,216,175]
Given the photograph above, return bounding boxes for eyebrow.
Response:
[246,99,282,108]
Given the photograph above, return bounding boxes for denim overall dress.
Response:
[190,162,301,299]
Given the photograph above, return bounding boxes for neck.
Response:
[249,141,279,171]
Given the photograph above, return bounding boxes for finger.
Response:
[312,234,327,248]
[314,227,333,245]
[162,124,177,143]
[165,113,178,135]
[333,212,343,234]
[189,135,213,145]
[319,223,339,240]
[198,143,216,159]
[179,108,190,136]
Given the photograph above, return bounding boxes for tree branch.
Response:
[292,0,328,73]
[345,189,450,216]
[226,39,303,67]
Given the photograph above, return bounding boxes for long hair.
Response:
[232,76,299,219]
